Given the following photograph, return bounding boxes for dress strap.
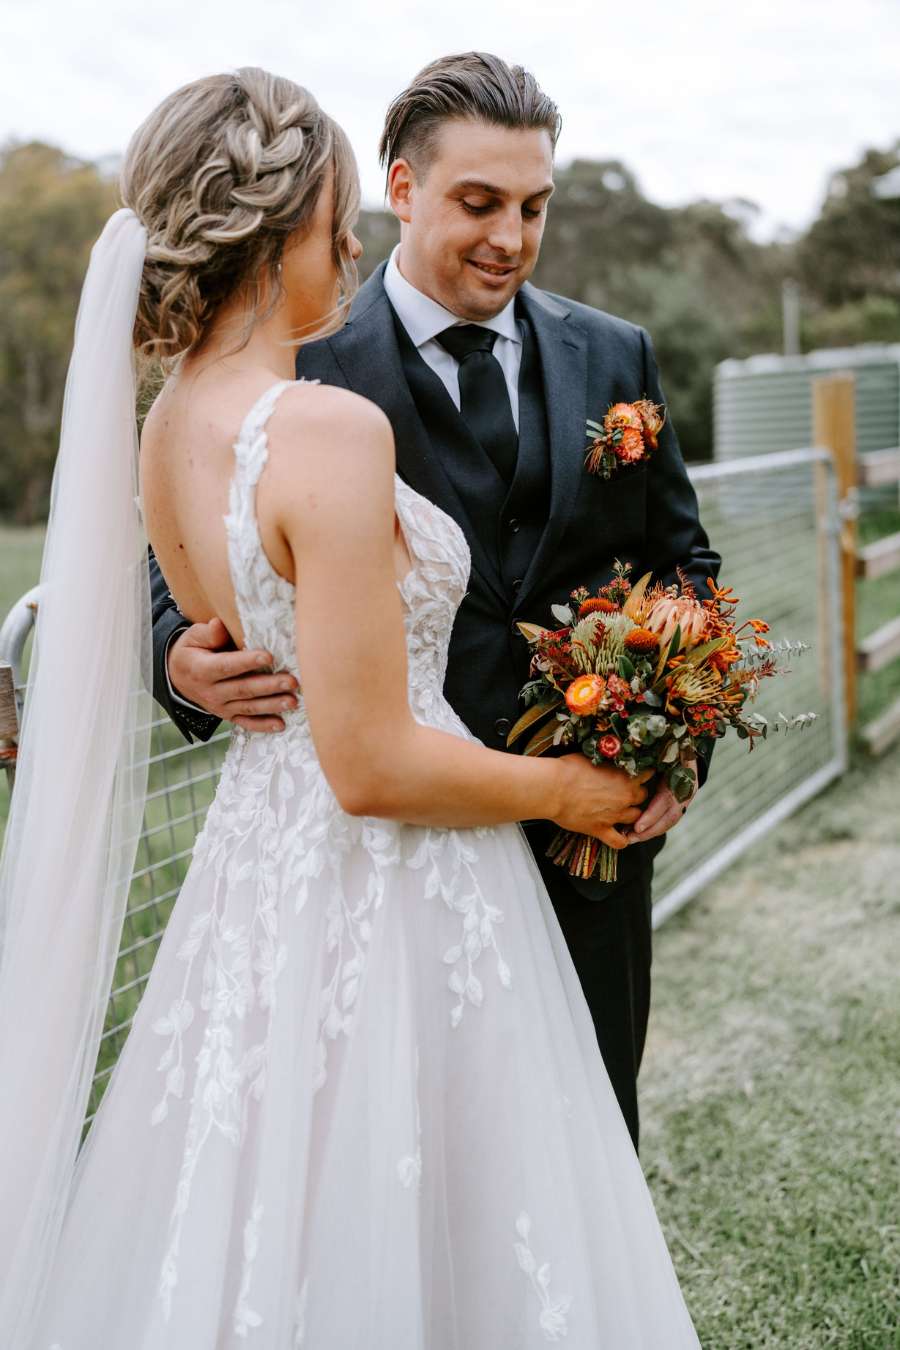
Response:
[231,379,295,487]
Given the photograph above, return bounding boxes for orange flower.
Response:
[565,674,606,716]
[578,597,619,618]
[707,578,739,607]
[633,398,666,449]
[613,426,646,463]
[624,627,660,653]
[604,402,644,433]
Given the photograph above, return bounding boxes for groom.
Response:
[153,53,721,1147]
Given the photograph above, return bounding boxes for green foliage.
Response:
[0,141,117,521]
[797,142,900,307]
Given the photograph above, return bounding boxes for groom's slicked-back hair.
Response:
[378,52,561,186]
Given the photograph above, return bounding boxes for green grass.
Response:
[642,744,900,1347]
[0,524,43,621]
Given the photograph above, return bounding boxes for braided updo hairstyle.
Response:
[122,68,359,366]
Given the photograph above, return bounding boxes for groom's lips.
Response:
[467,259,517,285]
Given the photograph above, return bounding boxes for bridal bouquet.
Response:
[508,561,815,882]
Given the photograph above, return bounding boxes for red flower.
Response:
[599,734,622,758]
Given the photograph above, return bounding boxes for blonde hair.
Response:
[122,67,359,366]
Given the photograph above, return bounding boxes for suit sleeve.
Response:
[149,548,221,745]
[639,327,723,790]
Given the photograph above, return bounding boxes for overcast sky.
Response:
[1,0,897,240]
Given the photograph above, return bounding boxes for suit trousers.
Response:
[522,822,654,1152]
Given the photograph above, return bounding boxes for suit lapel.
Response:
[326,265,507,607]
[514,285,589,614]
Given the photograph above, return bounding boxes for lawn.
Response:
[0,523,43,622]
[642,742,900,1347]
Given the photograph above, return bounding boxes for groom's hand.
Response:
[168,618,299,732]
[623,758,698,844]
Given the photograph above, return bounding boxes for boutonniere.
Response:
[584,398,666,479]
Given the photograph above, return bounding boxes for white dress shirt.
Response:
[383,245,523,431]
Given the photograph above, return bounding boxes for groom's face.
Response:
[389,119,554,321]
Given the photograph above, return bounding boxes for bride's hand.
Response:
[550,757,654,850]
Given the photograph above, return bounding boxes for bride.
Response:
[0,68,699,1347]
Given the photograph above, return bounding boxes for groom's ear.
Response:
[387,158,415,223]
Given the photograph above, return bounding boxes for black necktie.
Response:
[435,325,518,484]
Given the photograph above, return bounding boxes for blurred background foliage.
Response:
[1,137,899,523]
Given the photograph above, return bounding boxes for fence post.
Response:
[0,661,17,790]
[813,373,857,728]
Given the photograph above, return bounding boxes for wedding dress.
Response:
[29,380,699,1348]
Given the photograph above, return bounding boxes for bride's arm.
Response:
[262,386,647,848]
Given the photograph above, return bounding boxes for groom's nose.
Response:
[486,207,522,260]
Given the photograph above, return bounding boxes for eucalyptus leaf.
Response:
[669,765,695,801]
[551,604,574,625]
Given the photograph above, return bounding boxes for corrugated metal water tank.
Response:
[714,344,900,510]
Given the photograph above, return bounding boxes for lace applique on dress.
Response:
[514,1211,572,1342]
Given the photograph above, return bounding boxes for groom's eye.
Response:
[461,200,493,215]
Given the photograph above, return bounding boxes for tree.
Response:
[797,142,900,308]
[0,141,116,521]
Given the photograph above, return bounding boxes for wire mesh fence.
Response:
[0,447,847,1115]
[651,448,847,923]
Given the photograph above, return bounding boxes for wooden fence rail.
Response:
[813,373,900,756]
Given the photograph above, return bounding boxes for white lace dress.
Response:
[31,382,700,1349]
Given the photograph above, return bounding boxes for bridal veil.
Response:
[0,209,151,1343]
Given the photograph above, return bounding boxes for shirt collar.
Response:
[384,244,520,349]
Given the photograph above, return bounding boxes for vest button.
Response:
[507,517,520,533]
[512,578,522,592]
[494,717,511,740]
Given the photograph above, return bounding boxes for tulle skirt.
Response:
[30,793,699,1348]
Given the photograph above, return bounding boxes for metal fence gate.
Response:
[0,448,847,1117]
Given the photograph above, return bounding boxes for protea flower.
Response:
[643,594,709,650]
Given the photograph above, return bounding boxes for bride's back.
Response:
[140,370,299,650]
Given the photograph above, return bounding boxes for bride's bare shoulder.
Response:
[265,380,395,484]
[274,379,392,445]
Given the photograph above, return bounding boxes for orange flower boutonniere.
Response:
[584,398,666,479]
